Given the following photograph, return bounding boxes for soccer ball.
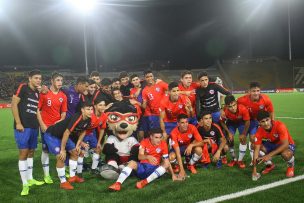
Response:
[99,164,120,180]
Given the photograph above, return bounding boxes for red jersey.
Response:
[142,81,168,116]
[178,82,199,114]
[170,124,202,148]
[222,104,250,123]
[159,95,189,122]
[86,113,107,134]
[139,138,169,166]
[38,90,67,127]
[255,120,295,145]
[237,94,274,120]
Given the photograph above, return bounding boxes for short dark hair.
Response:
[28,69,41,77]
[148,128,163,136]
[94,95,110,106]
[51,72,63,80]
[143,70,153,76]
[119,71,128,80]
[168,81,179,90]
[111,87,121,95]
[76,76,89,85]
[90,71,100,78]
[197,111,212,121]
[224,95,236,105]
[81,101,93,108]
[198,71,208,80]
[130,74,139,81]
[257,110,270,121]
[101,78,112,86]
[112,77,120,83]
[177,114,188,122]
[249,81,261,89]
[181,70,192,78]
[88,79,96,86]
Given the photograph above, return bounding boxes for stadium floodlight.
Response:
[66,0,97,15]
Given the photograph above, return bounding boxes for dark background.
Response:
[0,0,303,71]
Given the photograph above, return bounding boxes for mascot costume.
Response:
[100,100,140,179]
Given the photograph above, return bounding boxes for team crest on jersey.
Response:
[273,133,279,138]
[55,147,60,152]
[155,87,160,92]
[210,131,215,136]
[59,98,63,103]
[156,148,161,153]
[178,104,183,109]
[188,134,193,138]
[259,105,264,109]
[209,90,214,94]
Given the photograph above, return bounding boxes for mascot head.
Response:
[105,100,139,140]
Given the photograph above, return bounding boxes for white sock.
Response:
[249,142,254,161]
[259,151,266,156]
[77,157,84,174]
[69,160,77,177]
[19,160,28,185]
[41,151,50,176]
[117,166,132,184]
[265,160,272,165]
[146,166,166,183]
[91,153,100,170]
[238,144,247,161]
[189,153,201,165]
[229,148,236,160]
[287,156,295,167]
[56,167,66,183]
[27,158,33,180]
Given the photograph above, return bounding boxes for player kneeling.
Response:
[252,110,295,181]
[109,128,179,191]
[44,102,93,190]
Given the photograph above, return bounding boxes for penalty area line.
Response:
[198,175,304,203]
[276,116,304,120]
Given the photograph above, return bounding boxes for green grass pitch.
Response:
[0,93,303,203]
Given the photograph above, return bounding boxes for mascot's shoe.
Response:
[262,164,275,175]
[187,164,197,174]
[237,161,246,169]
[60,181,74,190]
[109,182,121,191]
[286,167,294,178]
[136,179,148,189]
[68,175,85,183]
[20,184,30,196]
[44,175,53,184]
[28,179,45,186]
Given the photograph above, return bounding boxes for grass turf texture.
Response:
[0,92,303,203]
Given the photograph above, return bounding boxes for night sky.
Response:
[0,0,303,71]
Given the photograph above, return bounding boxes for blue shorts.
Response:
[139,116,160,132]
[165,122,177,135]
[170,145,191,160]
[14,128,39,149]
[44,132,76,155]
[263,141,295,154]
[83,132,98,149]
[227,121,249,136]
[212,111,221,124]
[248,120,259,136]
[136,163,158,179]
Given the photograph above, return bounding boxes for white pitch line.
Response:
[198,175,304,203]
[276,116,304,120]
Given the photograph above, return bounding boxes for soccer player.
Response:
[169,114,203,176]
[108,128,178,191]
[196,71,231,123]
[90,71,101,90]
[111,78,121,90]
[62,76,89,118]
[37,72,68,184]
[220,95,250,168]
[141,70,168,137]
[85,79,98,104]
[11,70,44,196]
[93,78,114,104]
[237,82,274,162]
[43,102,93,190]
[197,111,228,168]
[119,71,133,97]
[252,110,295,181]
[178,71,199,124]
[159,82,193,139]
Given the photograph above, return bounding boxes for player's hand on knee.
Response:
[59,150,66,161]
